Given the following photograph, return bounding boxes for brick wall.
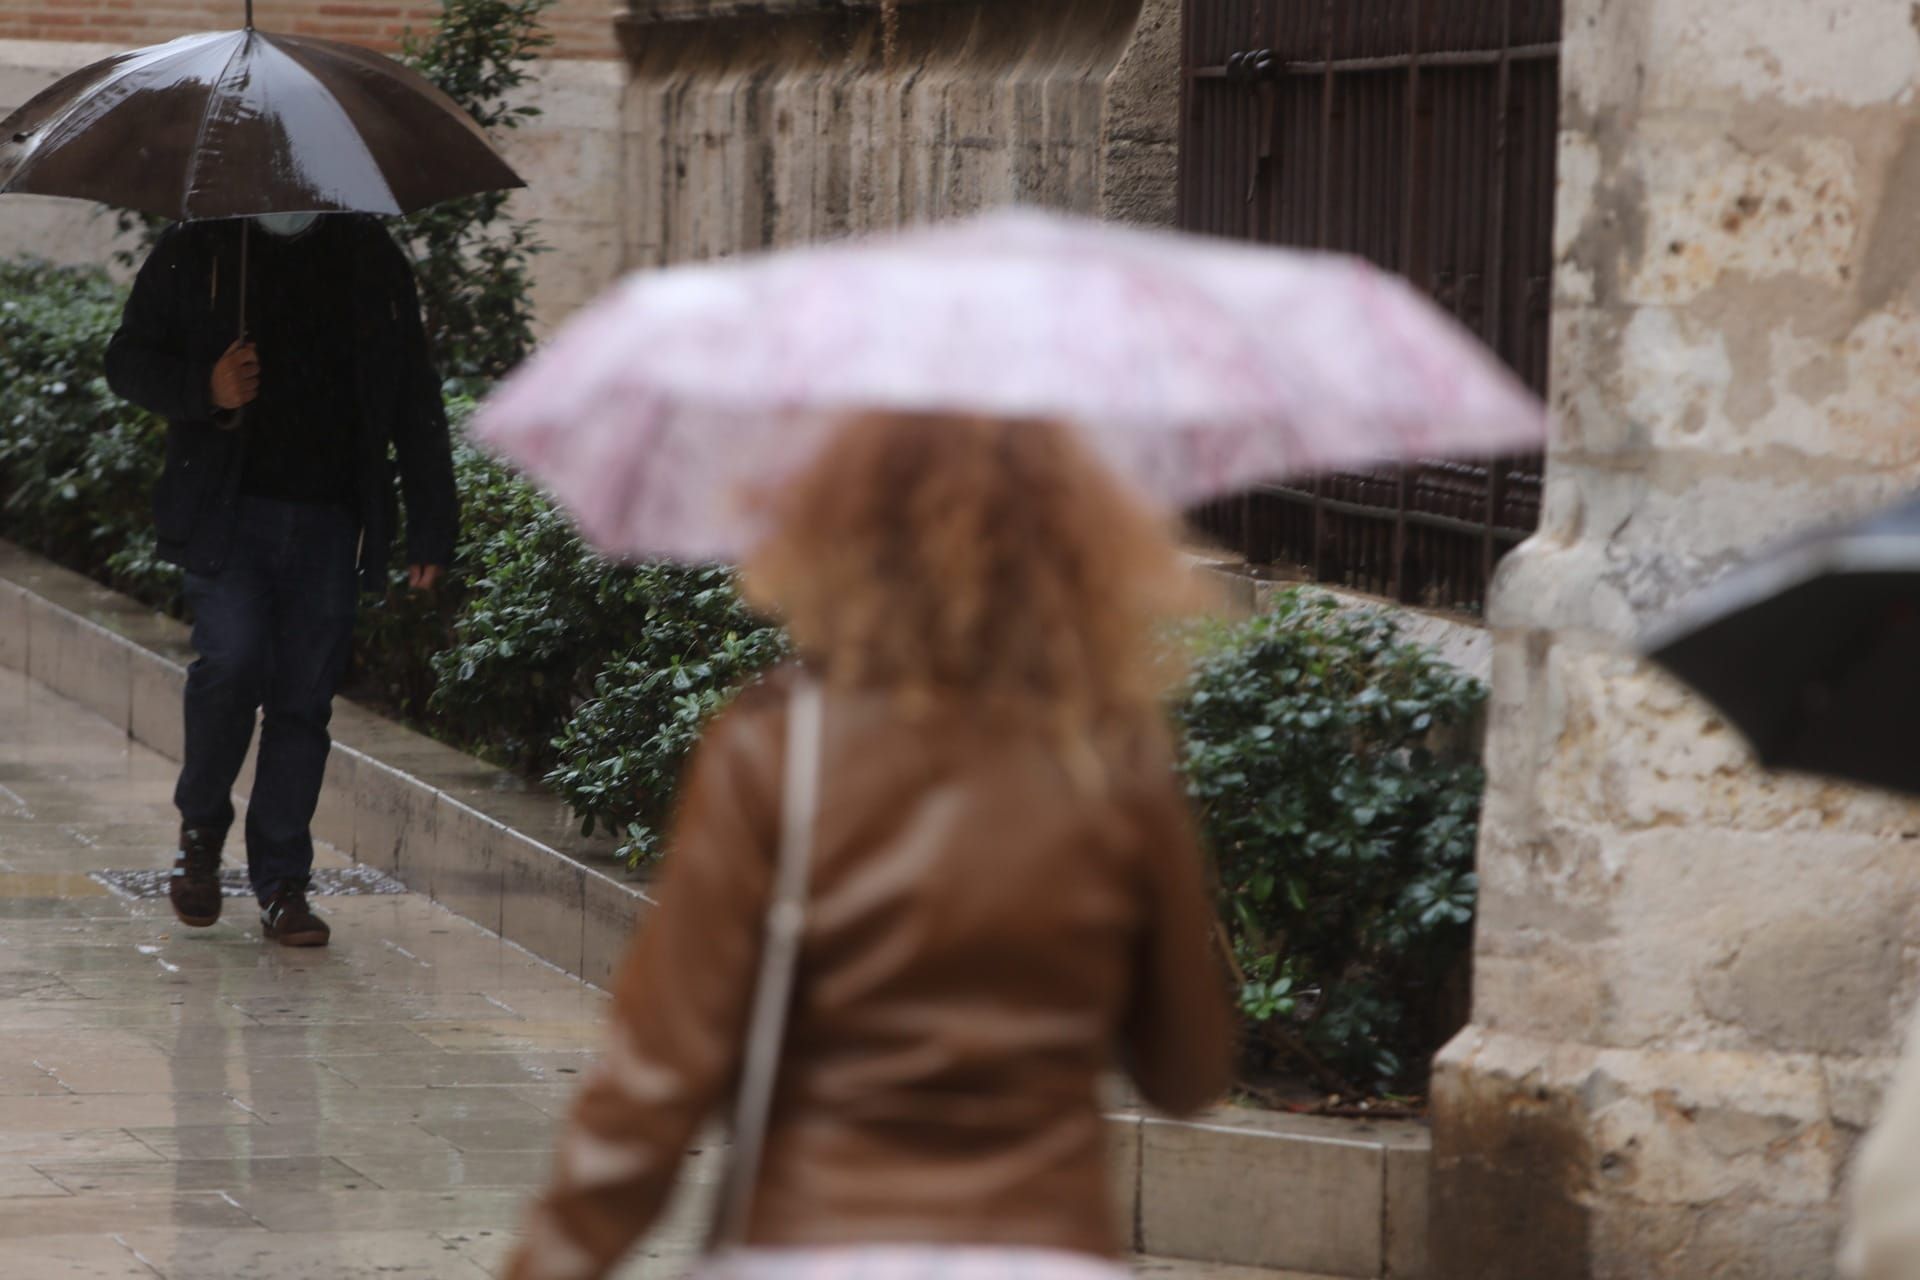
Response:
[0,0,619,60]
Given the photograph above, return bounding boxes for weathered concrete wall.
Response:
[501,56,629,323]
[1431,2,1920,1277]
[616,0,1181,268]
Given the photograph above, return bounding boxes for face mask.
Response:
[254,211,320,238]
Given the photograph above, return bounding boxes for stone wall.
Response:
[1430,1,1920,1276]
[615,0,1181,268]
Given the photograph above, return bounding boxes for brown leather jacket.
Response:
[508,675,1234,1279]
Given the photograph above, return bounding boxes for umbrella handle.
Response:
[224,217,249,433]
[244,0,253,30]
[237,216,249,342]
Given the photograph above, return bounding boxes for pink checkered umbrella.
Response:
[473,208,1547,561]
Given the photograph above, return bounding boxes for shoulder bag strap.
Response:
[709,676,825,1253]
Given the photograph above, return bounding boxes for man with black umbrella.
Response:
[105,211,458,948]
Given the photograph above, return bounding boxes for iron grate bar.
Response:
[1192,42,1558,77]
[1180,0,1557,614]
[91,866,409,901]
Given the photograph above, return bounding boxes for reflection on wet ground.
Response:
[0,666,1297,1279]
[0,665,713,1278]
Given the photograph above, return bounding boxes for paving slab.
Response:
[0,665,1314,1278]
[0,667,600,1272]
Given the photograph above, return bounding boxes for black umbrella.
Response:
[1642,491,1920,796]
[0,0,523,335]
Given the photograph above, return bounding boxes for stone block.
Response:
[505,124,626,226]
[1429,1030,1594,1280]
[471,791,610,866]
[1482,634,1920,834]
[1467,949,1611,1044]
[0,580,24,672]
[524,222,626,331]
[582,867,647,991]
[1097,138,1177,228]
[1587,826,1917,1051]
[1472,825,1615,948]
[1108,1114,1141,1250]
[1541,304,1635,460]
[1383,1134,1430,1279]
[1099,0,1178,143]
[100,606,193,663]
[1196,565,1256,614]
[1592,1050,1837,1209]
[499,829,587,979]
[517,55,627,131]
[127,646,187,762]
[1696,911,1904,1057]
[327,698,403,754]
[27,599,130,730]
[1140,1115,1384,1277]
[1431,1028,1859,1280]
[311,746,359,859]
[355,755,438,885]
[1607,126,1859,307]
[1630,0,1916,113]
[429,797,506,936]
[1586,1198,1841,1280]
[21,596,70,702]
[330,713,473,784]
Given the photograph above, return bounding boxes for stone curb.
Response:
[0,541,650,991]
[0,539,1429,1278]
[1109,1108,1430,1277]
[1189,557,1492,683]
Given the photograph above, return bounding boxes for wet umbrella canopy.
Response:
[1643,491,1920,797]
[0,5,523,222]
[474,208,1547,563]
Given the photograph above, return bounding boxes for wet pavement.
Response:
[0,665,1305,1279]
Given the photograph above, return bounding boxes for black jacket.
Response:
[105,216,459,592]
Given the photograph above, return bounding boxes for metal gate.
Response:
[1179,0,1560,614]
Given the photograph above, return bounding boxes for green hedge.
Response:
[0,259,1483,1095]
[1178,593,1484,1093]
[0,259,179,607]
[0,258,784,867]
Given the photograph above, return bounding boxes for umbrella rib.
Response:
[10,38,206,175]
[183,31,252,221]
[5,67,114,165]
[261,38,400,214]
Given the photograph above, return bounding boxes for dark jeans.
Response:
[175,498,359,905]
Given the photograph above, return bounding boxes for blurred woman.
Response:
[506,413,1234,1280]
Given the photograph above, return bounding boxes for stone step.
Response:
[1135,1260,1340,1279]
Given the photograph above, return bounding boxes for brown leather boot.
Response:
[169,826,224,928]
[261,886,330,948]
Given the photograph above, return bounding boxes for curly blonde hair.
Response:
[743,413,1202,737]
